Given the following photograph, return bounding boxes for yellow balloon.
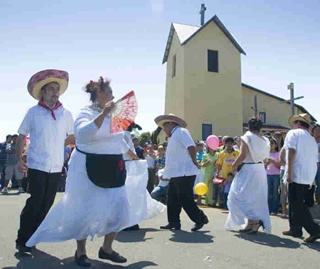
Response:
[194,183,208,196]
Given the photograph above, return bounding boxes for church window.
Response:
[172,54,176,77]
[202,124,212,140]
[207,50,219,73]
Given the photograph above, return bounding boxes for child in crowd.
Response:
[201,147,219,206]
[265,138,281,215]
[215,137,240,208]
[223,173,234,209]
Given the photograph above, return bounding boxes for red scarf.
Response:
[38,99,62,120]
[298,126,309,130]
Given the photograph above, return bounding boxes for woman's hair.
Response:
[84,76,111,102]
[248,118,263,132]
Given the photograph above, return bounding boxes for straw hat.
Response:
[154,113,187,128]
[288,113,312,127]
[27,69,69,100]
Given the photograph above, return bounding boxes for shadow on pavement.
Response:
[3,249,157,269]
[0,192,20,196]
[116,228,162,243]
[301,242,320,251]
[169,230,214,244]
[234,233,301,249]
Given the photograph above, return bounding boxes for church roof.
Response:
[242,83,317,122]
[163,15,246,64]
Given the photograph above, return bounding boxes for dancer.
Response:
[26,77,164,267]
[155,114,209,232]
[225,118,271,234]
[282,114,320,243]
[15,69,74,253]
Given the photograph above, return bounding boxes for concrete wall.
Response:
[242,85,299,129]
[164,31,185,118]
[183,21,243,139]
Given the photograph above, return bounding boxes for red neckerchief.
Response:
[297,126,308,130]
[38,99,62,120]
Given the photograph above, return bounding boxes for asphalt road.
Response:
[0,192,319,269]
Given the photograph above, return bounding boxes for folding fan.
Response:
[111,91,138,133]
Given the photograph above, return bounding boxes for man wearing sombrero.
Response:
[282,113,320,243]
[15,69,74,253]
[155,114,209,232]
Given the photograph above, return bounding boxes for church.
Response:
[162,11,316,140]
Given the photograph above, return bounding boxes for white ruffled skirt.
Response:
[26,151,165,247]
[225,163,271,233]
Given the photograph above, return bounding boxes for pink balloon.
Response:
[206,135,219,150]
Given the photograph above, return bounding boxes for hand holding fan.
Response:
[111,91,138,133]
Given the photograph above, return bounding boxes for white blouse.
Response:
[75,107,129,155]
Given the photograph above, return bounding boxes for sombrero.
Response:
[154,113,187,128]
[27,69,69,100]
[288,113,312,127]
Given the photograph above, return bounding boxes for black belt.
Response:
[243,162,262,164]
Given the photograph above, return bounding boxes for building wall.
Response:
[164,31,185,118]
[182,21,243,139]
[242,85,299,129]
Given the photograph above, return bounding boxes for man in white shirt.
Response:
[282,113,320,243]
[155,114,208,232]
[15,69,75,253]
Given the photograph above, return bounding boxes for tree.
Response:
[139,132,151,147]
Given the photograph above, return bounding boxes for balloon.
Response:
[206,135,220,150]
[194,183,208,196]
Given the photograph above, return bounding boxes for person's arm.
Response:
[286,148,296,183]
[200,155,210,167]
[215,152,223,171]
[126,150,139,160]
[232,141,248,173]
[279,147,286,166]
[65,134,75,147]
[17,134,27,173]
[94,101,115,129]
[188,146,200,169]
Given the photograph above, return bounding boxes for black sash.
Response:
[76,147,126,189]
[237,162,263,172]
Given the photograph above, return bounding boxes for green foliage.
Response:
[139,132,151,147]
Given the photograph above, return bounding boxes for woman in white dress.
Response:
[225,118,271,234]
[26,78,164,267]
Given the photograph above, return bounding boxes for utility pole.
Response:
[287,83,304,116]
[199,3,206,26]
[254,95,258,118]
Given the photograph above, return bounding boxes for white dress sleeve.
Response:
[75,110,99,141]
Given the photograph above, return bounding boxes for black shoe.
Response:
[74,251,91,267]
[98,248,127,263]
[123,224,140,231]
[191,215,209,232]
[246,221,264,235]
[202,215,209,224]
[16,243,32,254]
[160,223,181,230]
[304,233,320,243]
[282,230,303,238]
[191,223,205,232]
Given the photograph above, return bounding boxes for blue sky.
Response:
[1,0,319,140]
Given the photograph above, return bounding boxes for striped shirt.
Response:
[6,143,18,165]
